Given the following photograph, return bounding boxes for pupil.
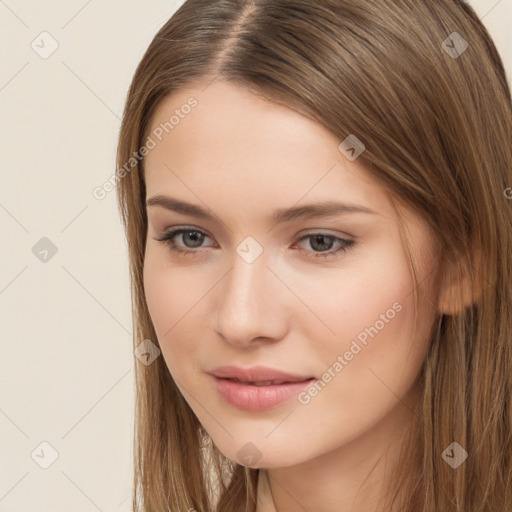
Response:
[185,231,203,247]
[312,235,333,251]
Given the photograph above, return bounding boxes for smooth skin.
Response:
[142,80,444,512]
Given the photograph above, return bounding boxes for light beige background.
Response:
[0,1,510,510]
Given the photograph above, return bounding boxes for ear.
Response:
[437,247,484,315]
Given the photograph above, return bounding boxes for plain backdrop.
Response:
[0,1,510,510]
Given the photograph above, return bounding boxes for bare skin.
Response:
[142,80,442,511]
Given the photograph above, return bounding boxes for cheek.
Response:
[338,266,414,351]
[286,239,418,362]
[143,252,170,336]
[142,252,200,373]
[300,288,430,440]
[295,242,434,424]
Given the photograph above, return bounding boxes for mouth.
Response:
[222,377,314,386]
[208,365,315,384]
[211,376,316,412]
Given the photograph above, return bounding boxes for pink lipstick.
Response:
[209,365,316,412]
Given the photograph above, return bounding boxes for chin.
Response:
[214,439,309,469]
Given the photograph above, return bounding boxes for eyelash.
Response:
[153,228,355,260]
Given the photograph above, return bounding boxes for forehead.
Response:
[146,80,339,160]
[143,80,390,221]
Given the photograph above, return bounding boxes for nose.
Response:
[214,247,289,348]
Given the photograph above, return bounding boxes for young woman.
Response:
[115,1,512,510]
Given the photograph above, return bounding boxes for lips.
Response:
[211,375,316,411]
[208,365,314,384]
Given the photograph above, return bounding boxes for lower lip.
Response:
[212,376,316,412]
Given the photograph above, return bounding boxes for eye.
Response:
[153,228,355,259]
[153,228,214,257]
[293,232,355,259]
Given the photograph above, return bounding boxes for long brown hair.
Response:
[115,1,512,510]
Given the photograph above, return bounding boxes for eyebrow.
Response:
[146,195,377,224]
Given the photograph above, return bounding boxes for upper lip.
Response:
[208,365,314,383]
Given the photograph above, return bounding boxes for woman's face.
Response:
[143,80,439,468]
